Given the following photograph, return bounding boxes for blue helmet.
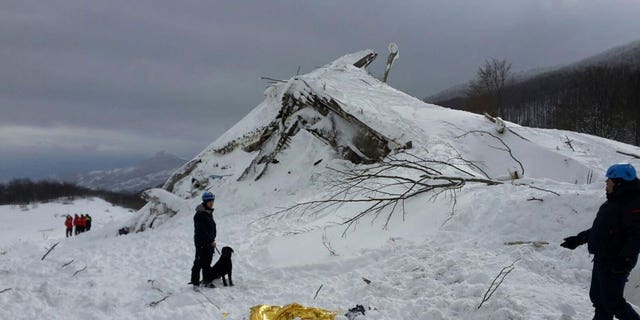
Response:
[606,163,637,181]
[202,191,215,202]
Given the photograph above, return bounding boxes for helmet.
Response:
[606,163,637,181]
[202,191,215,202]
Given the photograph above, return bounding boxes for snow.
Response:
[2,50,640,319]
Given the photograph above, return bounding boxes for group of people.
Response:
[64,214,92,237]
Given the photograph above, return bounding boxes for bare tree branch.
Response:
[61,260,74,268]
[148,295,170,307]
[478,259,520,309]
[322,229,338,256]
[260,76,286,83]
[527,185,560,196]
[313,284,324,300]
[617,150,640,159]
[456,130,525,177]
[259,151,502,236]
[41,241,60,261]
[73,266,87,277]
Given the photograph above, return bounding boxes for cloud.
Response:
[1,0,639,180]
[0,125,203,157]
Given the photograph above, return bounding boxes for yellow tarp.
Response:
[250,303,337,320]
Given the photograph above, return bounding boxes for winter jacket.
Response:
[73,216,79,226]
[583,180,640,268]
[65,218,73,229]
[194,204,216,245]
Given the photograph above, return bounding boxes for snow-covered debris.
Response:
[4,49,640,319]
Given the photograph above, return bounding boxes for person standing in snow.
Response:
[79,214,86,233]
[86,214,92,231]
[561,163,640,320]
[73,214,80,235]
[65,215,73,237]
[190,191,217,288]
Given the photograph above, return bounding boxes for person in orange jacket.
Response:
[79,214,87,233]
[65,215,73,237]
[73,214,80,235]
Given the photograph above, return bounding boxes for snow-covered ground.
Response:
[0,197,133,245]
[2,51,640,320]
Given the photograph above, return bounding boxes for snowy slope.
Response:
[3,50,640,320]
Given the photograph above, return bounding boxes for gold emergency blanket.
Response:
[249,303,337,320]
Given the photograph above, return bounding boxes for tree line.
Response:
[433,60,640,146]
[0,179,146,210]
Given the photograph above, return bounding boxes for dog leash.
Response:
[215,245,221,255]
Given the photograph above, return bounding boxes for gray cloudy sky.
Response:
[1,0,639,180]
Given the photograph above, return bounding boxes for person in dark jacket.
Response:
[561,163,640,320]
[190,191,217,288]
[85,214,92,231]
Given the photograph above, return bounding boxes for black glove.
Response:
[560,230,589,250]
[560,236,582,249]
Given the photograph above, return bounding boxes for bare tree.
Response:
[262,151,501,236]
[468,58,512,117]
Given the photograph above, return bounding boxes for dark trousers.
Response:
[190,242,214,285]
[66,228,72,237]
[590,260,640,320]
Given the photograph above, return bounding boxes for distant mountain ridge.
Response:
[427,39,640,102]
[73,151,186,193]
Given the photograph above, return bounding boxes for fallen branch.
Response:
[260,76,287,83]
[528,185,560,196]
[148,295,171,307]
[260,151,502,237]
[313,284,324,300]
[564,136,575,152]
[61,260,75,268]
[504,241,548,247]
[196,290,221,310]
[148,280,163,293]
[0,288,12,294]
[73,266,87,277]
[617,150,640,159]
[478,259,520,309]
[41,241,61,261]
[456,130,524,177]
[362,277,372,285]
[527,197,544,202]
[322,229,338,256]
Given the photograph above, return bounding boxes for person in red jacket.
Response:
[65,215,73,237]
[73,214,80,235]
[79,214,87,233]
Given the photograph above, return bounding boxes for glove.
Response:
[560,230,589,250]
[560,236,583,250]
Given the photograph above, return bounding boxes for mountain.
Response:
[72,151,186,193]
[426,39,640,102]
[4,49,640,319]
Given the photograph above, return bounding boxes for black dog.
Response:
[207,246,234,287]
